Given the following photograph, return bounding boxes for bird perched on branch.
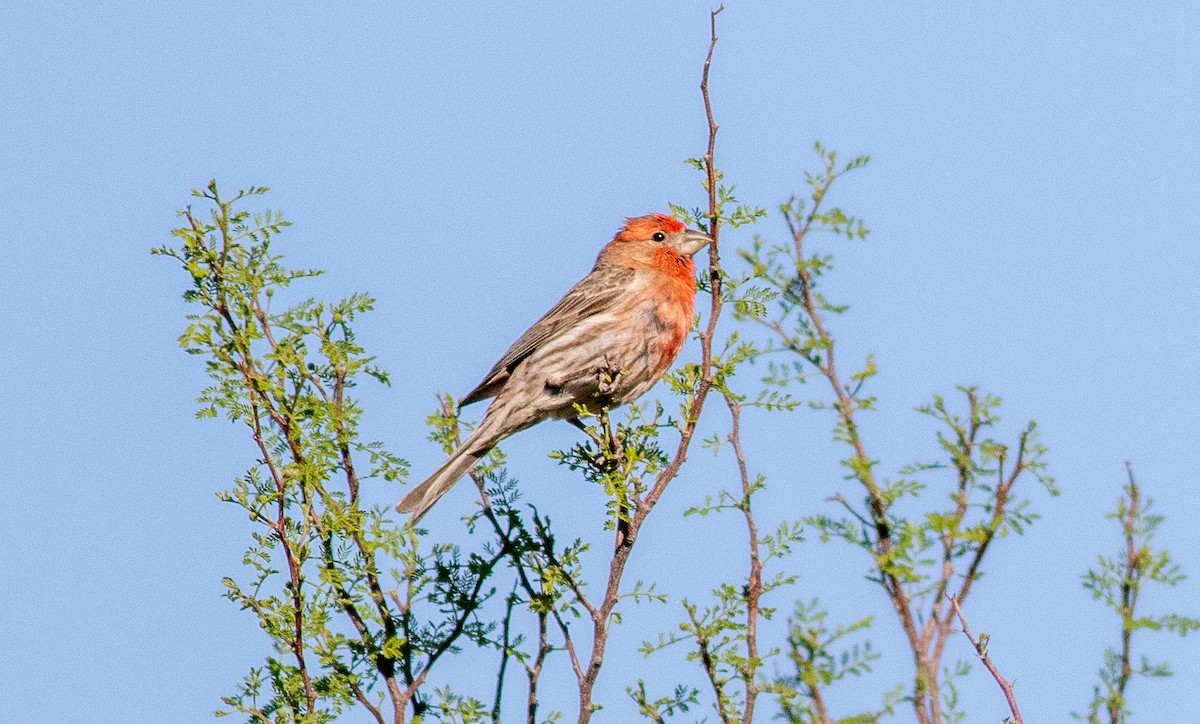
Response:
[397,214,712,519]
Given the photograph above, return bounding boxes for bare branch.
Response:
[946,595,1023,724]
[725,395,763,724]
[574,8,726,721]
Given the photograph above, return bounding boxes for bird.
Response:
[396,214,712,519]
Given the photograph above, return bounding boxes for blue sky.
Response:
[2,2,1198,722]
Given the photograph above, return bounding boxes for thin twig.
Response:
[474,483,589,682]
[208,212,317,715]
[528,612,551,724]
[690,604,733,723]
[493,586,517,724]
[446,398,589,709]
[404,545,511,708]
[725,396,763,724]
[573,7,725,721]
[1114,459,1141,722]
[946,595,1023,724]
[248,286,409,719]
[960,432,1027,601]
[779,167,930,723]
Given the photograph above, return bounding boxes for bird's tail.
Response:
[396,426,497,520]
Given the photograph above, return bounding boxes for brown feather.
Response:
[459,264,637,407]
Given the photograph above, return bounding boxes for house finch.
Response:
[397,214,712,519]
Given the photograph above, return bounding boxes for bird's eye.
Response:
[652,231,666,242]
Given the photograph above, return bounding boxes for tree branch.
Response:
[574,7,725,721]
[725,395,763,724]
[946,594,1023,724]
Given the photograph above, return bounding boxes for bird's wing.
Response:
[459,265,636,406]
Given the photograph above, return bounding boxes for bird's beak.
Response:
[678,229,713,256]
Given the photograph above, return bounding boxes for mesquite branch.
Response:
[574,7,725,721]
[1114,461,1140,720]
[164,184,528,724]
[727,395,764,724]
[947,595,1024,724]
[747,142,1052,722]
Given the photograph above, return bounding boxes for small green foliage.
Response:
[159,182,531,722]
[554,402,671,530]
[1076,465,1200,723]
[775,599,881,723]
[424,686,489,723]
[160,130,1116,724]
[722,145,1059,723]
[628,680,700,723]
